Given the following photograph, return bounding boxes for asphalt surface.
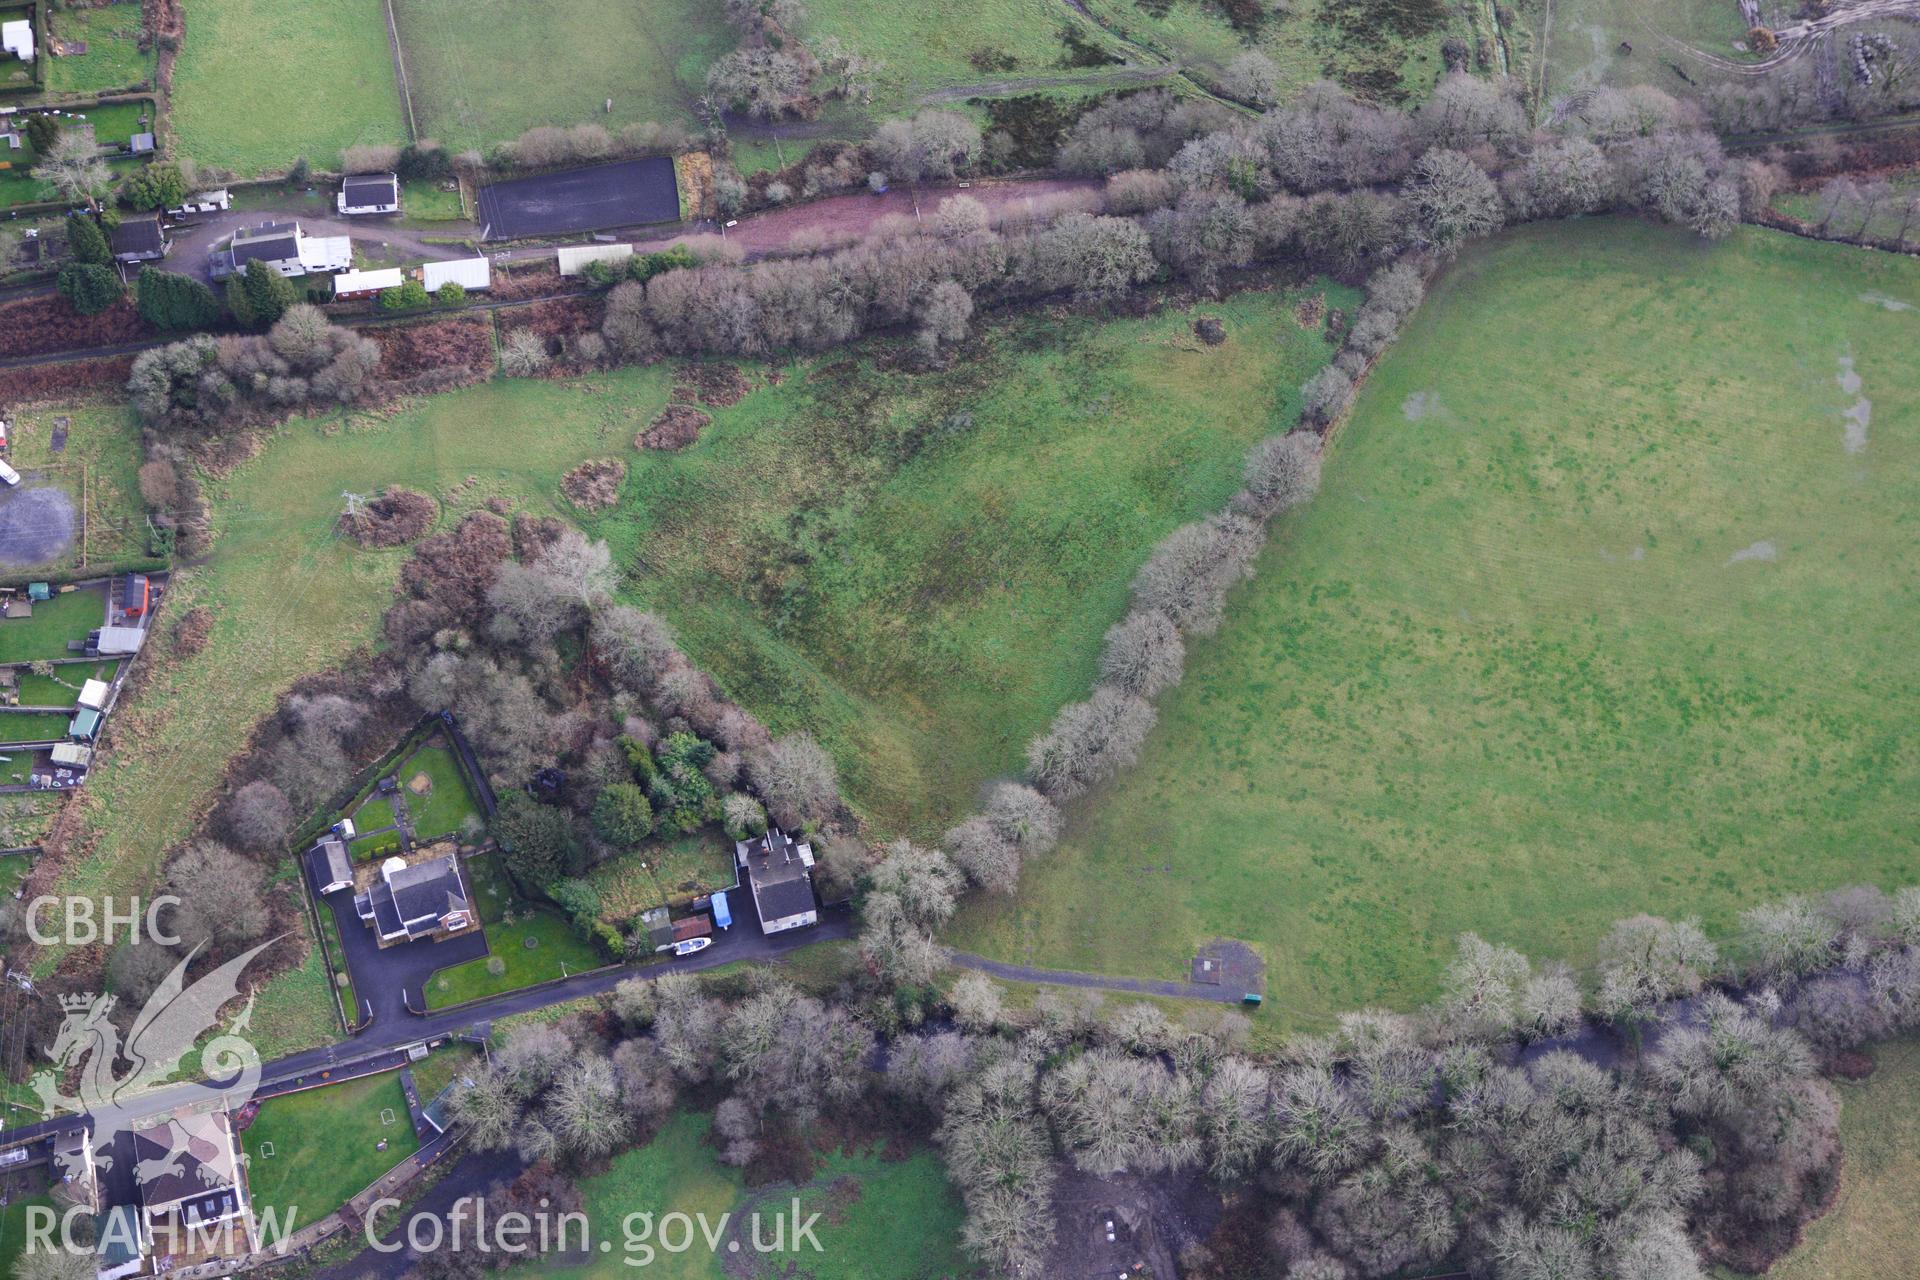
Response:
[0,482,78,569]
[0,908,854,1155]
[475,157,680,240]
[162,208,477,284]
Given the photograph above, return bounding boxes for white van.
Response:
[0,460,20,487]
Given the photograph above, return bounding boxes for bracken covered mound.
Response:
[337,486,438,548]
[638,404,712,451]
[562,458,626,511]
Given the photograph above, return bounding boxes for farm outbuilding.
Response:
[2,20,33,61]
[332,267,405,299]
[110,215,169,263]
[422,257,489,292]
[556,243,631,277]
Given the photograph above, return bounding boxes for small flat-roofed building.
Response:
[111,215,169,263]
[422,257,490,293]
[77,678,110,710]
[338,172,400,215]
[297,233,352,275]
[69,707,102,741]
[95,625,146,655]
[332,267,405,299]
[735,828,819,935]
[50,742,93,768]
[128,132,155,155]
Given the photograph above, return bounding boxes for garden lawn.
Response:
[425,855,600,1008]
[240,1071,420,1242]
[47,3,155,94]
[408,1043,479,1102]
[171,0,405,174]
[353,793,397,834]
[949,221,1920,1028]
[0,587,104,665]
[8,404,151,577]
[583,831,735,921]
[0,712,73,743]
[15,661,118,710]
[0,1192,57,1279]
[392,0,733,147]
[314,899,359,1026]
[400,741,478,840]
[1766,1038,1920,1280]
[597,283,1352,837]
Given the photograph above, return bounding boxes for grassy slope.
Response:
[600,285,1351,837]
[949,220,1920,1027]
[171,0,406,174]
[240,1071,420,1241]
[1543,0,1750,102]
[1766,1039,1920,1280]
[392,0,732,146]
[51,373,664,1028]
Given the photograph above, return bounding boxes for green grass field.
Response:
[0,586,105,664]
[46,2,155,94]
[240,1072,421,1242]
[392,0,733,147]
[949,220,1920,1027]
[1541,0,1749,105]
[1775,170,1920,245]
[425,855,601,1008]
[527,1111,972,1279]
[171,0,406,174]
[397,741,479,840]
[1766,1039,1920,1280]
[599,285,1351,837]
[1078,0,1478,106]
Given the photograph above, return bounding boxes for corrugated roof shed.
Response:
[422,257,490,291]
[556,243,631,276]
[333,268,405,295]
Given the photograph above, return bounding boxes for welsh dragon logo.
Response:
[34,939,276,1188]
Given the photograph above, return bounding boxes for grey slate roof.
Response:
[341,173,398,205]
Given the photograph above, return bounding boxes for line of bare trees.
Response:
[410,879,1920,1280]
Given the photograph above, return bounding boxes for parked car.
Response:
[672,937,711,957]
[0,460,20,487]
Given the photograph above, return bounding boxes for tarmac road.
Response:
[0,907,854,1155]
